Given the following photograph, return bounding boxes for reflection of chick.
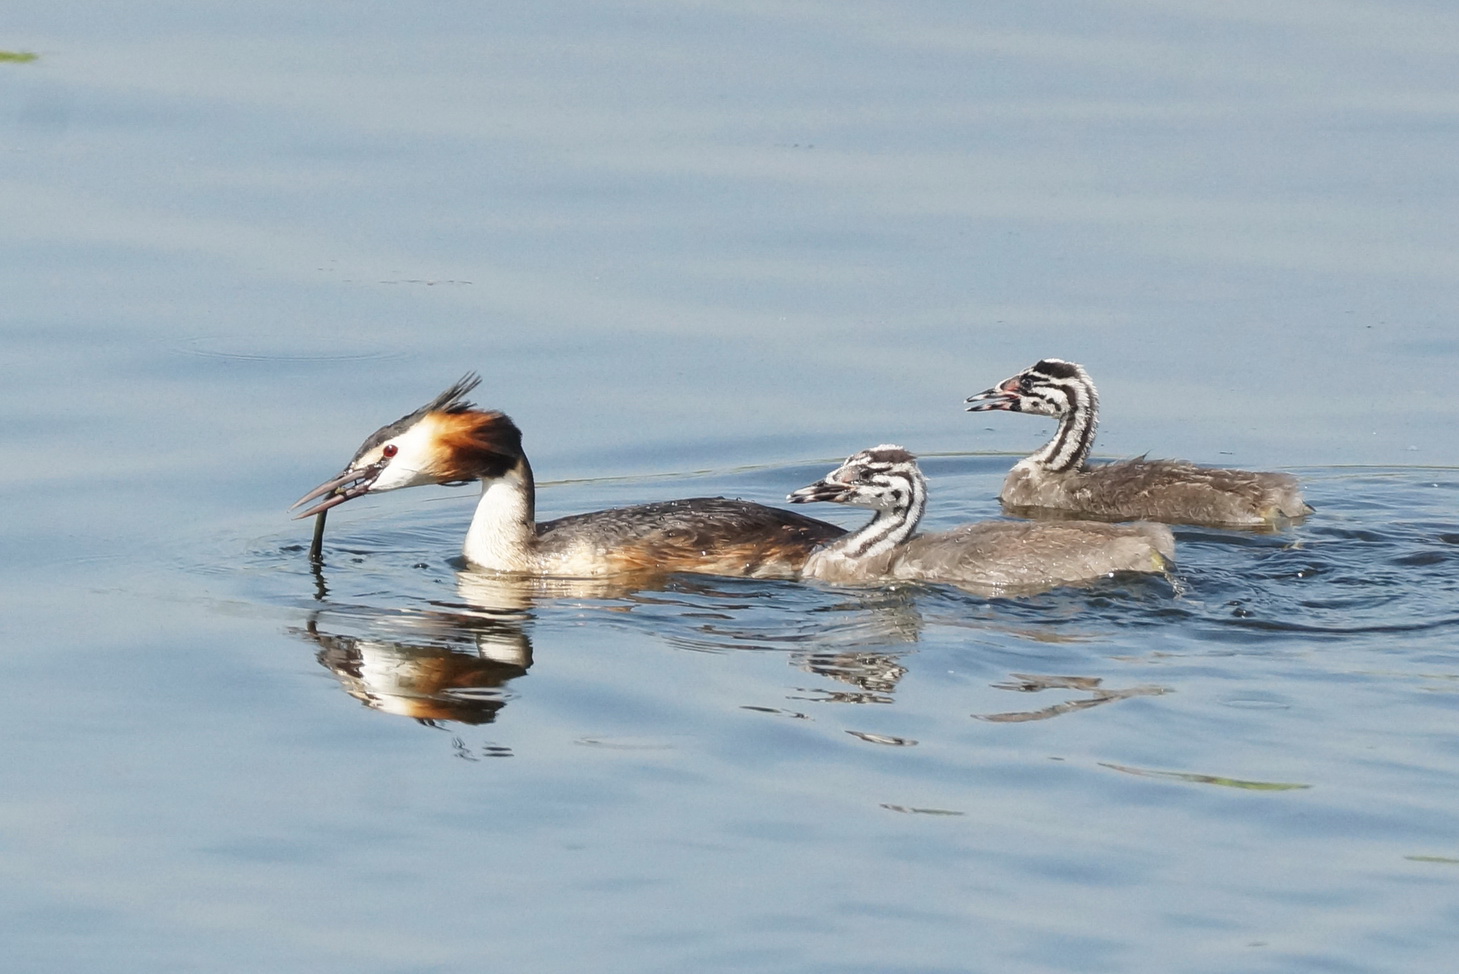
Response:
[790,446,1174,596]
[797,649,909,704]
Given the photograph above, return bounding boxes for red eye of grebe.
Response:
[382,444,398,458]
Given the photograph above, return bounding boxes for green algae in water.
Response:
[1101,762,1312,791]
[881,805,966,816]
[0,51,40,63]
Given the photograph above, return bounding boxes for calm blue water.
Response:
[3,2,1457,972]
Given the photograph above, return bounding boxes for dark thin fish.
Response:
[309,510,327,563]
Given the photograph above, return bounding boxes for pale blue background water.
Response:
[3,2,1457,972]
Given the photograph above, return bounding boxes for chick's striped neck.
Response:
[835,467,926,560]
[1026,369,1099,473]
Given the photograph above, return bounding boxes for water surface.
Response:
[3,2,1458,972]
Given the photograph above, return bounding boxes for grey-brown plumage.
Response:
[996,456,1310,527]
[292,375,844,578]
[788,446,1175,597]
[532,496,846,578]
[966,359,1313,529]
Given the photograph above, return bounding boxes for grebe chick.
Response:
[966,359,1313,528]
[292,375,844,578]
[787,446,1174,596]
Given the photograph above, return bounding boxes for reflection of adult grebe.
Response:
[300,612,532,725]
[292,375,843,577]
[299,572,674,726]
[789,445,1174,596]
[966,359,1312,527]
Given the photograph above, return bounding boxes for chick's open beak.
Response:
[787,478,853,505]
[964,378,1021,412]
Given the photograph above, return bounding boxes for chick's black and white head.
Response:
[965,358,1095,419]
[291,373,525,518]
[788,445,921,511]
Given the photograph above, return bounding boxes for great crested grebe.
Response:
[966,359,1313,528]
[787,445,1174,595]
[292,375,845,577]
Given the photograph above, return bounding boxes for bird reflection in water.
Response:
[298,604,532,727]
[296,568,750,729]
[296,557,1167,737]
[795,650,910,704]
[783,589,924,706]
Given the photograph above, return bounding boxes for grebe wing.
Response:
[897,519,1174,588]
[538,497,846,578]
[1079,459,1310,524]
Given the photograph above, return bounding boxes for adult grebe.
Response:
[966,359,1312,528]
[292,374,844,577]
[787,445,1174,595]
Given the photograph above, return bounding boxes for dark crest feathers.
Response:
[858,446,917,466]
[1033,359,1079,380]
[350,373,483,463]
[426,373,482,414]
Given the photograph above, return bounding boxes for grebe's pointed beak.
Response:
[289,460,388,519]
[964,377,1021,412]
[788,478,852,505]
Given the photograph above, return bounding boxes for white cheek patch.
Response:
[366,419,442,492]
